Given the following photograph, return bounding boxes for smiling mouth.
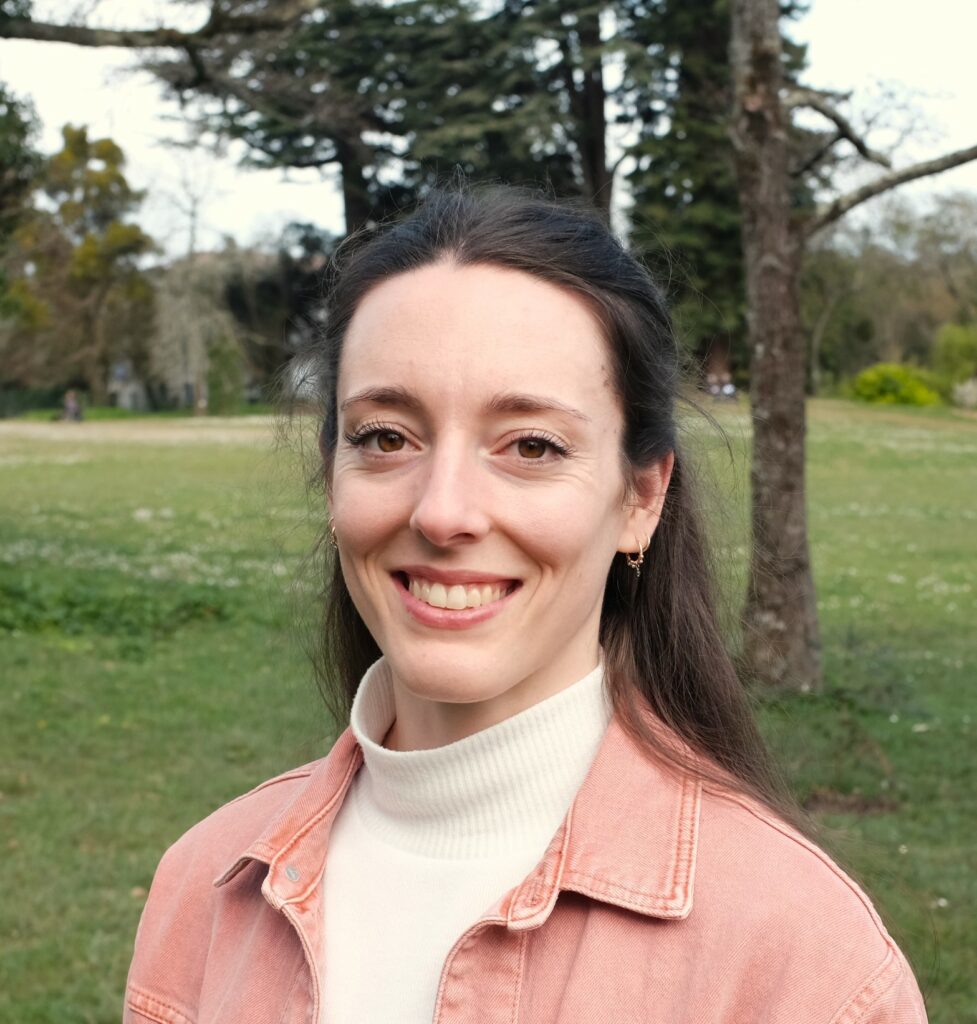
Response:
[394,572,519,610]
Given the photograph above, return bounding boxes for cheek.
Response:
[330,475,404,553]
[510,496,623,581]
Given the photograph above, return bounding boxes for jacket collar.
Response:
[213,729,363,905]
[502,715,700,929]
[214,714,700,925]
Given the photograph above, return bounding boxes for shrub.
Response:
[933,323,977,383]
[850,363,943,407]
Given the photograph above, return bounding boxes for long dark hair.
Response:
[307,183,801,828]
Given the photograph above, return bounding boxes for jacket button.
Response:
[285,865,300,882]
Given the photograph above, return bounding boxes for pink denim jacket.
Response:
[124,716,926,1023]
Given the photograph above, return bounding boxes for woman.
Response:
[124,186,925,1024]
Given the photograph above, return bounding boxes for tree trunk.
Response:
[335,138,373,234]
[730,0,821,691]
[576,8,612,213]
[80,288,111,406]
[83,337,108,405]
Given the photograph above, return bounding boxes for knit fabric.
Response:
[319,658,611,1024]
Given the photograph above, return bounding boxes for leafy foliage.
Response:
[800,199,977,396]
[850,363,943,407]
[220,223,335,387]
[0,125,155,398]
[0,82,39,238]
[146,0,600,229]
[932,323,977,385]
[0,0,31,22]
[627,0,744,363]
[626,1,811,373]
[0,568,230,654]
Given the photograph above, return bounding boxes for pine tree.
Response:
[0,82,40,266]
[626,0,741,375]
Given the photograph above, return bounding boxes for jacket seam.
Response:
[272,937,307,1024]
[220,764,318,810]
[674,774,700,890]
[126,984,197,1024]
[433,918,507,1020]
[273,750,362,905]
[560,878,687,918]
[555,773,699,916]
[828,947,907,1024]
[216,742,362,890]
[704,786,895,940]
[562,869,680,901]
[509,813,573,923]
[511,930,528,1024]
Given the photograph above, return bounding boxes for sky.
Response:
[1,0,976,257]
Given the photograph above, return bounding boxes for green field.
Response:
[1,401,974,1023]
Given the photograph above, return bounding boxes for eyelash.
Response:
[342,419,402,448]
[342,421,575,462]
[513,430,575,461]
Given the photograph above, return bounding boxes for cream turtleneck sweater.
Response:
[320,658,612,1024]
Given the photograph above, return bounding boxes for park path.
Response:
[0,416,279,446]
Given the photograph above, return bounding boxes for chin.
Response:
[384,642,525,706]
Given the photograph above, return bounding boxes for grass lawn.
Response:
[13,403,277,422]
[1,401,975,1022]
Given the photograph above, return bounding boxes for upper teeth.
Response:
[407,577,509,609]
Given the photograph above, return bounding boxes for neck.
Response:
[382,648,602,752]
[347,657,612,858]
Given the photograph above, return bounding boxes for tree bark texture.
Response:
[575,9,611,213]
[335,139,373,234]
[557,11,611,214]
[730,0,821,691]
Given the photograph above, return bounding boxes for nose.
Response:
[409,437,491,548]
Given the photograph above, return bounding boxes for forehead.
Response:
[340,262,617,410]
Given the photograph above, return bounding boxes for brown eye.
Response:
[377,431,405,453]
[517,438,547,460]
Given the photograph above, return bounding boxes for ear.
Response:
[617,452,675,555]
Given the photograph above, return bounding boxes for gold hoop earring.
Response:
[625,537,647,578]
[328,517,338,549]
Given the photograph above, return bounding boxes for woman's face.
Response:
[330,262,670,744]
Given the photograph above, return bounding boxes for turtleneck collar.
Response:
[347,658,612,858]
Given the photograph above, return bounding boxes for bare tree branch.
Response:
[0,4,318,48]
[806,142,977,237]
[789,85,852,104]
[791,133,840,178]
[784,87,891,168]
[0,19,200,47]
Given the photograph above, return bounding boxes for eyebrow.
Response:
[340,385,422,412]
[487,391,592,423]
[340,385,591,423]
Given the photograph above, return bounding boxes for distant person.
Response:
[61,390,82,421]
[124,186,927,1023]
